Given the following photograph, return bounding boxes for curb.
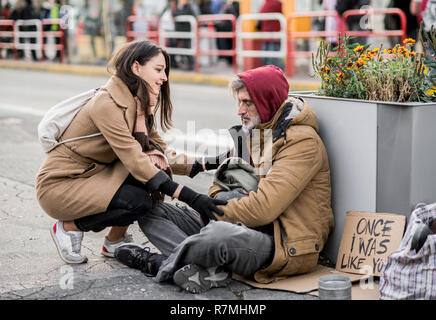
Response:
[0,60,320,90]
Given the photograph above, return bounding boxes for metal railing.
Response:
[126,15,159,43]
[159,15,197,58]
[0,20,17,59]
[286,10,343,76]
[195,14,237,73]
[41,18,66,62]
[342,8,407,41]
[1,19,65,61]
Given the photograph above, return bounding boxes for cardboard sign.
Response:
[336,211,406,276]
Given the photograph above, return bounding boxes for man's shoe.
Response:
[114,243,164,277]
[50,221,88,264]
[101,233,134,258]
[173,264,232,294]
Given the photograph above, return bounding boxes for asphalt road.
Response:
[0,68,317,302]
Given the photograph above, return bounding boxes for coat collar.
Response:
[104,75,136,109]
[103,75,137,132]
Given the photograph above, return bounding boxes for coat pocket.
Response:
[69,162,105,179]
[277,237,321,276]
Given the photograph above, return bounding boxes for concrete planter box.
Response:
[293,92,436,262]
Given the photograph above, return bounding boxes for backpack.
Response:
[37,88,101,153]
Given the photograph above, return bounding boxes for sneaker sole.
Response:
[101,249,115,258]
[173,264,231,294]
[50,226,88,264]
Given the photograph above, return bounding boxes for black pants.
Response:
[74,175,153,232]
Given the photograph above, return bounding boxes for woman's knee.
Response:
[110,183,153,213]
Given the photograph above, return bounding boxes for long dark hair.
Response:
[107,40,173,132]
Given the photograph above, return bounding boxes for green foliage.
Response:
[311,33,436,103]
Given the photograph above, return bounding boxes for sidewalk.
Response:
[0,59,320,91]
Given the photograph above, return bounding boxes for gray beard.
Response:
[241,115,261,135]
[242,121,256,135]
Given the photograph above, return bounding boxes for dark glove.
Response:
[144,170,179,196]
[145,171,227,224]
[178,186,227,223]
[188,150,232,178]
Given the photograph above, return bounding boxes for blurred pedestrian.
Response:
[411,0,436,61]
[196,0,212,14]
[173,0,196,70]
[322,0,338,50]
[10,0,39,61]
[83,0,101,59]
[336,0,370,45]
[39,1,51,23]
[258,0,284,70]
[385,0,418,47]
[214,0,239,66]
[35,40,226,265]
[159,0,178,68]
[411,0,435,33]
[211,0,224,14]
[48,0,63,61]
[1,1,13,59]
[1,1,11,19]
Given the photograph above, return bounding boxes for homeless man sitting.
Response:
[115,65,334,294]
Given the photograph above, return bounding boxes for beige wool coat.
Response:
[36,75,193,221]
[208,98,335,283]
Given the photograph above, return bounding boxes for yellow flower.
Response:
[403,38,416,45]
[336,72,345,82]
[371,48,380,53]
[356,58,366,67]
[354,45,364,53]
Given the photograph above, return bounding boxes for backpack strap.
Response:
[57,132,103,146]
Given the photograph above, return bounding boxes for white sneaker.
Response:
[101,233,134,258]
[50,221,88,264]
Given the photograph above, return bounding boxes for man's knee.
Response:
[199,221,247,248]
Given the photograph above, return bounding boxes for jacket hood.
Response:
[256,96,319,143]
[237,65,289,123]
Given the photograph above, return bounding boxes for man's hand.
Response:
[178,186,227,222]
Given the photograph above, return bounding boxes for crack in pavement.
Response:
[0,175,35,188]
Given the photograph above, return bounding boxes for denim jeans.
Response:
[261,41,284,70]
[138,189,275,282]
